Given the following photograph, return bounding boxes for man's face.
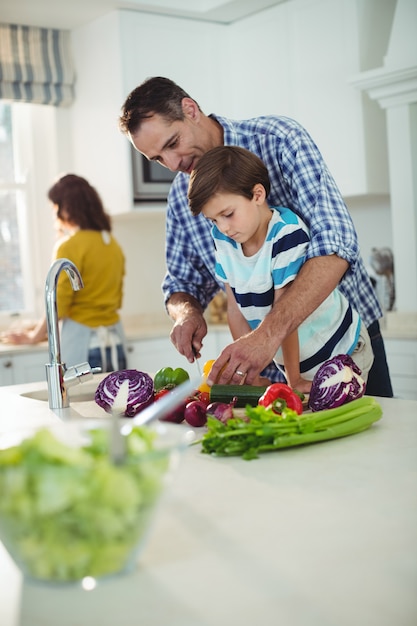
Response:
[129,99,219,175]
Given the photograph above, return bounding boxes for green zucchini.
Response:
[209,384,267,407]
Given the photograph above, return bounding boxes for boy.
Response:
[188,146,373,392]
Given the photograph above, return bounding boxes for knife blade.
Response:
[110,379,129,464]
[194,349,202,376]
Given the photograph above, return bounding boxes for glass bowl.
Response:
[0,418,192,585]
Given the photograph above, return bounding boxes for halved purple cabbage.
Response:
[308,354,366,412]
[95,369,154,418]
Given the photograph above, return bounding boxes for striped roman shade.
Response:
[0,23,75,106]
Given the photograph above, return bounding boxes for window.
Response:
[0,102,30,314]
[0,102,74,327]
[0,22,75,325]
[0,102,58,324]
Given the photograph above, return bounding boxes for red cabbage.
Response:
[308,354,366,412]
[95,369,154,418]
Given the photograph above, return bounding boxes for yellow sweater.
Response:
[54,230,125,328]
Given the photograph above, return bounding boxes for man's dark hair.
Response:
[119,77,200,136]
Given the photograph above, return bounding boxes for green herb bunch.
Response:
[199,396,383,460]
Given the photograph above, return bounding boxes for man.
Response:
[119,77,393,396]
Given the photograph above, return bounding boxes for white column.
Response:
[385,102,417,311]
[349,0,417,314]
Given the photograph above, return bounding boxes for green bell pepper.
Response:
[153,367,190,392]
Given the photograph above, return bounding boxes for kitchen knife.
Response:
[110,379,130,464]
[193,348,202,376]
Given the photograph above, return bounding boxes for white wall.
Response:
[111,210,167,317]
[69,10,229,217]
[119,11,229,115]
[228,0,394,197]
[347,195,393,267]
[68,10,231,318]
[70,12,129,215]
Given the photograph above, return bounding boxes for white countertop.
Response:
[0,379,416,626]
[380,311,417,339]
[0,314,171,355]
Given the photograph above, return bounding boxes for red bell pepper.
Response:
[258,383,303,415]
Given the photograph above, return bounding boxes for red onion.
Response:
[184,400,208,427]
[206,397,237,424]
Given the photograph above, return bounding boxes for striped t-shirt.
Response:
[213,206,361,379]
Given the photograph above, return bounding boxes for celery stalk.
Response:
[199,397,383,459]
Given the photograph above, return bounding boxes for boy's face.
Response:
[202,192,264,245]
[129,100,220,175]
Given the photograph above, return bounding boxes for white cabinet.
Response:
[0,356,14,386]
[384,338,417,400]
[126,337,194,376]
[0,349,48,387]
[0,328,233,387]
[230,0,394,198]
[126,328,233,376]
[287,0,392,197]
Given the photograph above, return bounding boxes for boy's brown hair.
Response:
[188,146,271,216]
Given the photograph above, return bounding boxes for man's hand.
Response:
[207,330,277,386]
[167,292,208,363]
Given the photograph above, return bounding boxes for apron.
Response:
[60,318,126,370]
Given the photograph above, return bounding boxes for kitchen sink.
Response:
[21,378,100,403]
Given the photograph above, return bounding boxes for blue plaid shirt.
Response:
[162,114,382,330]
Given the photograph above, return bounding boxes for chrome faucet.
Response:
[45,258,100,410]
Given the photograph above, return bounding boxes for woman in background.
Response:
[4,174,127,372]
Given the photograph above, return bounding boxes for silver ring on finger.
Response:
[235,370,245,377]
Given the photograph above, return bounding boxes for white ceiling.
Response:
[0,0,288,30]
